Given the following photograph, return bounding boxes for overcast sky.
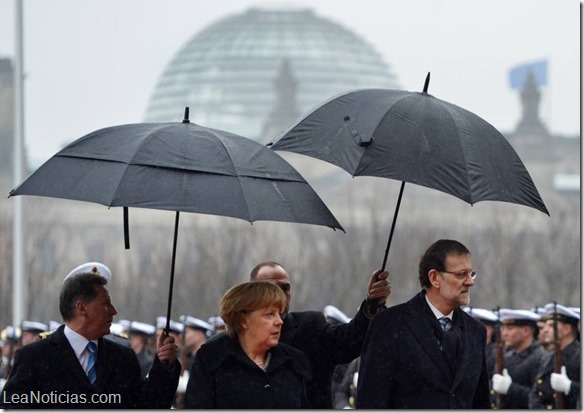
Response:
[0,0,580,164]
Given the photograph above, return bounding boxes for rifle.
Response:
[494,307,505,409]
[552,302,565,409]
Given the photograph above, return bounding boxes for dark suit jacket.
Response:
[356,291,491,409]
[0,325,180,409]
[279,300,371,408]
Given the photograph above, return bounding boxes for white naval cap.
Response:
[499,308,540,325]
[324,305,351,324]
[530,307,548,318]
[463,307,498,324]
[543,303,580,325]
[21,320,49,333]
[181,316,213,333]
[207,315,225,329]
[64,262,112,283]
[156,316,184,334]
[118,319,131,332]
[49,321,62,332]
[0,326,21,341]
[110,322,126,336]
[129,321,156,336]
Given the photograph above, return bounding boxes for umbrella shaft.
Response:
[381,181,405,272]
[165,211,180,334]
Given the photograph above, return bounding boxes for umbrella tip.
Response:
[182,107,190,123]
[423,72,431,93]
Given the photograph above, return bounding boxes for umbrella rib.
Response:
[205,129,254,222]
[443,104,475,204]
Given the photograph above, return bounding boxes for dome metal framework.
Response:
[144,7,399,142]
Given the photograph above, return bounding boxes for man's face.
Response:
[82,285,118,340]
[129,333,146,353]
[185,328,207,353]
[21,331,40,346]
[541,319,572,344]
[254,265,291,315]
[436,253,475,308]
[501,324,531,351]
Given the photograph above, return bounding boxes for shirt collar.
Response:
[424,294,453,320]
[64,325,97,356]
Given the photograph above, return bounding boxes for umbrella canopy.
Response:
[10,108,344,332]
[11,112,343,230]
[270,74,548,269]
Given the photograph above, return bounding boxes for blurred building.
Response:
[507,70,579,196]
[144,6,399,143]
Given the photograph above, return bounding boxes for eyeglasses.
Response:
[440,269,477,280]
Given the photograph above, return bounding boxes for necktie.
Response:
[86,342,97,386]
[439,317,460,374]
[439,317,452,331]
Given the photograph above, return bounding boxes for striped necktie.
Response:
[439,317,452,331]
[86,342,97,386]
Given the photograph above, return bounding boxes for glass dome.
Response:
[144,6,399,142]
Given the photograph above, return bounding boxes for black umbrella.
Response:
[10,108,344,333]
[270,73,548,271]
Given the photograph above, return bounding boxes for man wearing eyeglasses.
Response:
[356,239,490,409]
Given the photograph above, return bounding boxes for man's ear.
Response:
[75,300,86,315]
[428,269,441,289]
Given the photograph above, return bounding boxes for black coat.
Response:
[184,333,311,408]
[496,343,543,409]
[529,339,581,409]
[0,325,180,409]
[279,301,371,408]
[356,291,491,409]
[135,347,155,378]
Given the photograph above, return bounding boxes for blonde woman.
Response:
[184,281,312,408]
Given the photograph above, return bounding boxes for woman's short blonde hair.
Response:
[220,281,286,337]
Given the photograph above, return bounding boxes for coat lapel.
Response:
[48,326,94,392]
[402,294,452,381]
[451,309,468,389]
[280,313,299,345]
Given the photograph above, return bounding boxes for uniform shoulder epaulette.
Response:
[39,331,53,339]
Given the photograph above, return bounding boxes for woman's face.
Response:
[241,304,283,351]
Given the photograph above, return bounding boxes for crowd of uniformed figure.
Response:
[0,253,580,409]
[1,303,579,409]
